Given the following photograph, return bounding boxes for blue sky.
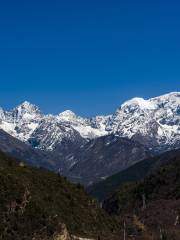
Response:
[0,0,179,116]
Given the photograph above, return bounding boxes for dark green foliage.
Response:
[104,151,180,214]
[103,150,180,239]
[0,151,119,240]
[88,156,157,201]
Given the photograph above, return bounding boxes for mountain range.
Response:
[0,92,179,185]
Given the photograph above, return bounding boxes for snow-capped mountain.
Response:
[0,101,43,142]
[0,92,179,153]
[0,92,179,185]
[28,114,85,151]
[106,92,180,152]
[0,101,109,151]
[57,110,108,139]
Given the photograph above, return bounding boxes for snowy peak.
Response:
[18,101,36,109]
[120,92,180,111]
[107,91,180,152]
[0,92,179,153]
[121,97,157,110]
[12,101,42,120]
[58,110,108,139]
[58,110,77,121]
[0,101,43,142]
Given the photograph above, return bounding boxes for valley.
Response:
[0,92,179,239]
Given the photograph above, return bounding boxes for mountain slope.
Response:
[0,129,87,175]
[0,150,120,240]
[88,149,180,201]
[0,129,151,186]
[66,135,150,185]
[102,149,180,239]
[0,129,55,170]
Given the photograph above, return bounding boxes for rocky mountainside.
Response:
[0,101,43,142]
[0,101,108,151]
[107,92,180,153]
[65,135,150,185]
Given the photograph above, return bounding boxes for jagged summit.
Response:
[13,101,41,115]
[18,100,34,107]
[0,92,179,153]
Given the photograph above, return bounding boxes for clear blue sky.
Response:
[0,0,179,116]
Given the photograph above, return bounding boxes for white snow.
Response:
[0,121,16,134]
[121,97,157,110]
[0,92,179,152]
[58,110,77,120]
[73,125,107,139]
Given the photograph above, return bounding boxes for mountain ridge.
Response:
[0,92,179,153]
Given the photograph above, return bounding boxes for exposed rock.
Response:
[53,224,71,240]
